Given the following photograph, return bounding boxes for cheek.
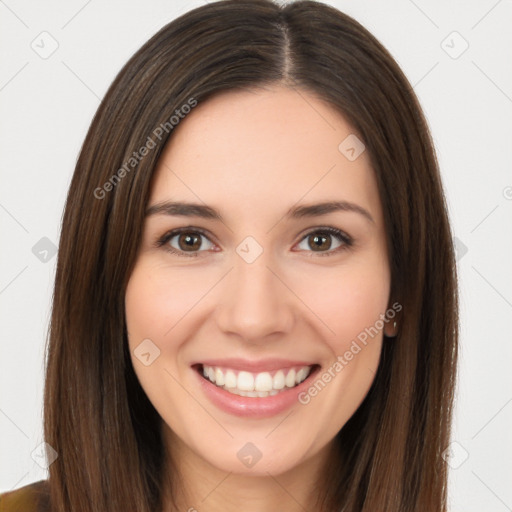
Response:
[124,262,206,413]
[125,262,210,343]
[290,258,391,351]
[290,261,390,432]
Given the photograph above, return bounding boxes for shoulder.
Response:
[0,480,51,512]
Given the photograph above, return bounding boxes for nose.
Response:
[215,252,295,343]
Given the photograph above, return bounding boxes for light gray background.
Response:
[1,1,511,511]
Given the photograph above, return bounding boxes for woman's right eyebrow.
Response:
[145,201,222,221]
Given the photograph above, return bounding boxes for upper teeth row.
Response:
[202,365,312,392]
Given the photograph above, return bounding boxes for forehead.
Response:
[149,86,382,226]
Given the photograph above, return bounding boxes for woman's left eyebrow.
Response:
[289,200,374,224]
[145,200,374,225]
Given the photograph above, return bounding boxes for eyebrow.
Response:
[145,200,374,224]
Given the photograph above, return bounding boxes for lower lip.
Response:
[193,365,320,418]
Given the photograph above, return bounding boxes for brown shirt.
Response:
[0,480,50,512]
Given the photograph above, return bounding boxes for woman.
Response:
[0,0,458,510]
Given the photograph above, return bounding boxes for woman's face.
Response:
[125,85,392,477]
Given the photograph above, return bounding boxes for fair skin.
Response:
[125,85,395,512]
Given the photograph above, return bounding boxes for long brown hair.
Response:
[43,1,458,510]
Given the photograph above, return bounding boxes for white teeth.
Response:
[214,367,224,386]
[200,364,312,396]
[237,371,254,391]
[295,367,307,384]
[273,370,285,390]
[224,370,237,388]
[254,372,273,392]
[285,369,296,388]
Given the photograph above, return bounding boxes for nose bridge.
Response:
[216,248,294,341]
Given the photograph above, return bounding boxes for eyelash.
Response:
[155,226,353,258]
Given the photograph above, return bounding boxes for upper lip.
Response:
[193,358,318,373]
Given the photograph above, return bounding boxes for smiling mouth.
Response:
[193,363,321,398]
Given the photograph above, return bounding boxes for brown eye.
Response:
[177,232,202,251]
[308,233,332,251]
[295,228,352,256]
[162,229,215,255]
